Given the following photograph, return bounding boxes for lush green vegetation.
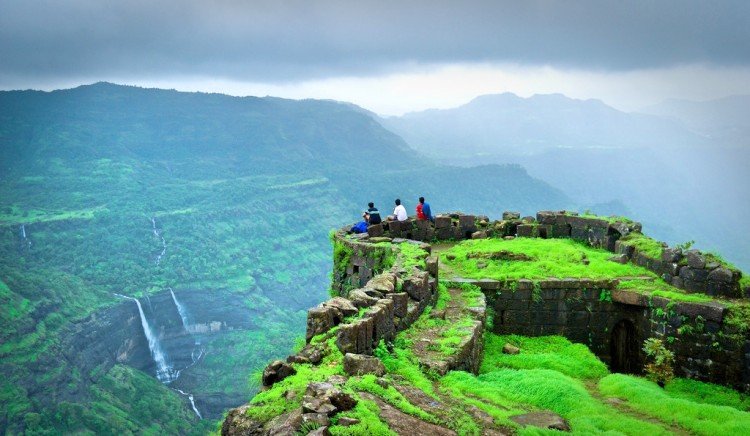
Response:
[481,334,609,380]
[600,374,750,435]
[439,237,656,281]
[617,232,665,259]
[0,83,573,433]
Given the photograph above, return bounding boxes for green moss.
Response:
[570,211,635,225]
[664,378,750,412]
[440,238,657,282]
[599,373,750,435]
[329,400,394,435]
[393,242,428,271]
[345,374,437,423]
[617,279,714,303]
[481,334,609,380]
[617,232,664,259]
[443,369,669,434]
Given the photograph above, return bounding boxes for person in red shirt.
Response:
[416,197,433,221]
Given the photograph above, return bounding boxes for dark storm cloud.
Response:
[1,0,748,84]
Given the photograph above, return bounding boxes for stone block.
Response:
[610,289,649,307]
[551,224,571,238]
[661,247,683,263]
[367,224,384,237]
[425,256,439,277]
[503,211,521,220]
[434,215,451,229]
[536,211,556,225]
[262,360,297,387]
[403,270,430,301]
[343,353,386,376]
[517,224,536,237]
[390,292,408,318]
[687,250,706,269]
[306,306,337,341]
[471,230,488,239]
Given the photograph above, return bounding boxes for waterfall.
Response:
[174,388,202,419]
[170,288,203,364]
[115,293,176,383]
[170,288,191,332]
[19,224,31,248]
[151,217,167,266]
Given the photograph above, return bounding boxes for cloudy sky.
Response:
[1,0,749,115]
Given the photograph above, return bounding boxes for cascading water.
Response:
[19,224,31,249]
[114,293,177,383]
[151,217,167,266]
[174,388,203,419]
[170,288,204,363]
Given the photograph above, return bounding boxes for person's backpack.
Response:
[351,221,368,234]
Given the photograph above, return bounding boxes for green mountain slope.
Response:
[0,83,570,434]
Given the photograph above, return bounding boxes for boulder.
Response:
[307,427,330,436]
[367,272,397,294]
[510,412,570,432]
[337,417,360,427]
[323,297,358,317]
[503,211,521,220]
[343,353,386,376]
[661,248,683,263]
[707,267,734,283]
[348,289,379,308]
[262,360,297,387]
[471,230,488,239]
[502,343,520,355]
[366,224,384,237]
[687,250,706,269]
[425,256,439,277]
[390,292,409,318]
[306,306,337,341]
[221,405,263,436]
[608,254,629,264]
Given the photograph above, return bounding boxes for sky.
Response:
[1,0,749,115]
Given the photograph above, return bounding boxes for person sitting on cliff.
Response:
[389,198,408,221]
[350,212,369,234]
[367,202,382,225]
[416,197,434,222]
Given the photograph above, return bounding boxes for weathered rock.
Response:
[687,250,706,269]
[446,253,456,261]
[708,267,734,283]
[348,289,380,308]
[301,413,329,428]
[511,411,570,432]
[608,254,629,264]
[403,270,430,301]
[368,236,392,243]
[661,247,683,263]
[337,417,360,427]
[503,211,521,220]
[359,393,456,436]
[263,360,297,387]
[502,343,520,355]
[323,297,358,317]
[390,292,409,318]
[426,256,439,277]
[266,409,303,435]
[307,427,330,436]
[366,223,384,237]
[367,272,397,294]
[343,353,386,376]
[306,306,337,341]
[471,230,488,239]
[221,405,263,436]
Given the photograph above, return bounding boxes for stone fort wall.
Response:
[332,211,750,391]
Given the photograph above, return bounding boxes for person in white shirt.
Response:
[391,198,408,221]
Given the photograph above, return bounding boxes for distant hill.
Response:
[381,93,707,158]
[639,95,750,146]
[0,83,569,434]
[377,93,750,271]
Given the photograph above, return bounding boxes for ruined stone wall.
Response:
[358,210,747,298]
[466,276,749,390]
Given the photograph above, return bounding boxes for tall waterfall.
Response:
[20,224,26,239]
[170,288,203,363]
[174,388,203,419]
[115,293,176,383]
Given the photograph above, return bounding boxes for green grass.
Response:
[393,241,428,271]
[329,400,394,435]
[599,373,750,435]
[443,369,669,435]
[664,378,750,411]
[481,334,609,380]
[570,211,635,225]
[617,279,714,302]
[440,237,656,281]
[617,232,664,259]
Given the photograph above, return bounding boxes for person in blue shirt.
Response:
[350,212,369,233]
[416,197,434,222]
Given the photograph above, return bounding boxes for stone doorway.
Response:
[610,319,639,373]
